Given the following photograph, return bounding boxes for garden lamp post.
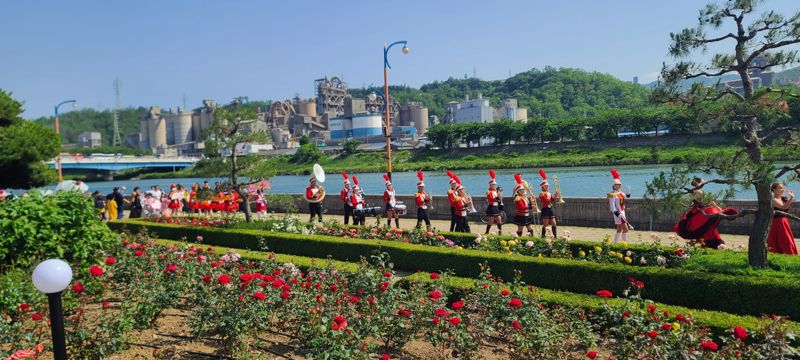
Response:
[32,259,73,360]
[381,40,409,181]
[54,100,78,182]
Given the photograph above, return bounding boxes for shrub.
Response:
[110,220,800,319]
[0,191,117,271]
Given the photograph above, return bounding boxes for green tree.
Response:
[652,0,800,268]
[0,90,60,189]
[291,135,323,164]
[204,107,269,222]
[341,139,361,156]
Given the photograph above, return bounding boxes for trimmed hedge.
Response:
[227,217,800,279]
[111,220,800,319]
[154,237,800,334]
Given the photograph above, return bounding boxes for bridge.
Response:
[47,155,200,180]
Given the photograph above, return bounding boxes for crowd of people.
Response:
[90,181,269,221]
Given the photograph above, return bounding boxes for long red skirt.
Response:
[767,216,798,255]
[674,207,738,249]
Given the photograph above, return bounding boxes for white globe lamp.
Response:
[32,259,73,294]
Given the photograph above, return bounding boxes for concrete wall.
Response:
[270,194,800,236]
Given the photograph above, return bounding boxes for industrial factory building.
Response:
[138,100,215,155]
[444,94,527,124]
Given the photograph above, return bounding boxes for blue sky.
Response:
[2,0,798,119]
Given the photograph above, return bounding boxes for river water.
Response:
[33,165,786,199]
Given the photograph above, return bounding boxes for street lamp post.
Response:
[32,259,74,360]
[382,40,409,181]
[54,100,78,182]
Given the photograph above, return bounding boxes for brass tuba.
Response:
[554,176,565,204]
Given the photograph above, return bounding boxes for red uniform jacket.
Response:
[415,191,429,209]
[350,194,365,209]
[340,189,351,206]
[486,190,500,206]
[448,189,467,216]
[539,191,553,209]
[514,196,531,217]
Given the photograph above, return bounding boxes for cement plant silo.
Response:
[295,97,317,117]
[148,115,167,149]
[139,118,150,150]
[411,105,429,135]
[328,117,353,140]
[191,113,202,142]
[398,106,412,127]
[173,109,194,144]
[352,114,383,138]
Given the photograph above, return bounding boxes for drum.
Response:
[354,206,383,217]
[394,204,407,215]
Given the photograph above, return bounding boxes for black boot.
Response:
[516,231,523,237]
[395,218,400,228]
[497,224,502,235]
[485,224,491,234]
[552,226,558,238]
[541,227,547,238]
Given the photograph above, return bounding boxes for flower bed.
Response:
[2,235,797,359]
[146,215,693,269]
[109,220,800,319]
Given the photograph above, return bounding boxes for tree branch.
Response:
[775,210,800,223]
[684,68,735,79]
[681,178,748,193]
[776,164,800,179]
[745,38,800,65]
[707,208,757,221]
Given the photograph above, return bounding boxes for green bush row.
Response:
[227,217,800,279]
[110,220,800,319]
[153,237,800,334]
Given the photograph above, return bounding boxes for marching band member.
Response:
[350,176,366,226]
[305,175,325,222]
[254,189,267,219]
[538,169,560,238]
[485,169,503,235]
[414,171,432,229]
[188,183,200,214]
[168,184,182,215]
[447,170,458,231]
[198,181,214,214]
[447,172,469,233]
[608,169,632,243]
[512,173,535,237]
[341,172,353,225]
[383,174,400,228]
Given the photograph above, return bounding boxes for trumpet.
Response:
[553,176,566,204]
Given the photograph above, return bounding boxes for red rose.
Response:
[217,274,231,285]
[635,280,645,289]
[434,308,447,317]
[102,300,111,308]
[384,271,392,278]
[72,282,85,294]
[449,317,461,325]
[451,301,464,310]
[31,313,44,321]
[381,354,390,360]
[675,313,686,322]
[508,298,523,308]
[428,290,442,300]
[368,296,376,304]
[647,330,658,339]
[663,310,669,318]
[18,303,30,312]
[347,296,359,304]
[622,311,631,318]
[105,257,116,265]
[399,309,411,317]
[432,317,440,325]
[252,292,266,301]
[202,275,211,283]
[586,351,597,359]
[596,290,613,298]
[163,264,178,274]
[332,315,347,331]
[675,248,685,255]
[647,304,656,313]
[240,274,254,284]
[700,341,718,351]
[662,323,672,332]
[733,326,748,341]
[89,265,104,277]
[500,289,510,296]
[430,272,440,280]
[329,285,339,292]
[134,250,144,257]
[280,291,291,300]
[512,320,522,331]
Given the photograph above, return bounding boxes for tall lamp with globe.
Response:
[32,259,73,360]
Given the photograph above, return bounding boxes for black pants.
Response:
[416,208,431,228]
[450,207,456,232]
[309,203,323,222]
[454,215,469,233]
[353,211,366,226]
[343,204,353,225]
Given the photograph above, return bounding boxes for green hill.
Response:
[33,107,148,147]
[351,67,651,119]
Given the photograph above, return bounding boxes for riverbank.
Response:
[140,142,799,179]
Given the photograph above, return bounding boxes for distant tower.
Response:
[633,76,640,85]
[112,78,122,147]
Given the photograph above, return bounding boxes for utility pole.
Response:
[112,78,122,147]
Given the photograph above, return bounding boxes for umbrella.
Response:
[247,179,271,193]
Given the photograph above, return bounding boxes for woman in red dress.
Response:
[767,182,797,255]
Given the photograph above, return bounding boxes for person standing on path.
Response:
[129,187,143,219]
[608,169,632,243]
[114,187,127,220]
[767,182,797,255]
[414,171,432,230]
[341,173,353,225]
[485,170,503,235]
